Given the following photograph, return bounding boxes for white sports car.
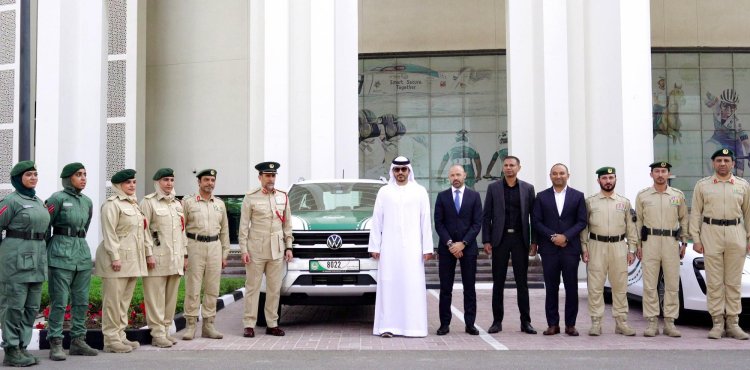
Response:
[606,244,750,317]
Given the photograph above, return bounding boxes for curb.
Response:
[7,287,248,351]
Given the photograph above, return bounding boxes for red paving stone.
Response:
[141,285,750,351]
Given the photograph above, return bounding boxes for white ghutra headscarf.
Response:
[388,156,416,185]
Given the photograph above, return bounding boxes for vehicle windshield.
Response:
[289,182,383,212]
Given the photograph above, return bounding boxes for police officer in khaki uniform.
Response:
[141,168,188,348]
[239,162,293,338]
[635,161,688,338]
[94,169,153,353]
[581,167,638,336]
[181,169,230,340]
[689,148,750,340]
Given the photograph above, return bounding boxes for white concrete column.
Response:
[583,0,653,199]
[249,0,291,186]
[567,0,588,187]
[506,0,543,185]
[250,0,358,187]
[333,0,359,180]
[35,0,107,248]
[540,0,572,186]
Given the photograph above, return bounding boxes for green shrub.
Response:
[41,276,246,315]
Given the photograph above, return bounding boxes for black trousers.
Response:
[541,251,580,327]
[491,233,531,324]
[438,252,477,327]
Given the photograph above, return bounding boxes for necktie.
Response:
[454,189,461,212]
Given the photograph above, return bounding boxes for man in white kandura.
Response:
[368,156,434,338]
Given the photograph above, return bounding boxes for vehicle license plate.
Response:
[309,259,360,273]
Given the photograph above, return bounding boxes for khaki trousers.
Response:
[184,240,222,318]
[143,274,181,338]
[242,258,283,328]
[701,224,746,316]
[102,277,136,346]
[642,237,681,318]
[587,240,629,318]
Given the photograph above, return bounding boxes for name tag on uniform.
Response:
[669,197,681,206]
[63,202,73,207]
[22,204,33,209]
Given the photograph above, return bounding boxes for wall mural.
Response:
[358,56,507,200]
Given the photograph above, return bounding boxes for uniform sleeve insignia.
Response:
[47,204,55,214]
[0,205,7,216]
[615,202,626,211]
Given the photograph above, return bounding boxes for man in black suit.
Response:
[482,156,537,334]
[531,163,587,336]
[434,165,483,336]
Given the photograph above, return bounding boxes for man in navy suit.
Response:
[434,165,483,335]
[482,156,537,334]
[531,163,587,336]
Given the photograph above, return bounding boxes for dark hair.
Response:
[503,156,520,165]
[550,163,569,173]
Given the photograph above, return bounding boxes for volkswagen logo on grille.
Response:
[326,234,343,250]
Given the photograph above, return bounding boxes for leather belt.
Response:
[589,232,626,243]
[5,229,46,240]
[703,217,741,226]
[505,228,516,234]
[52,226,86,238]
[186,232,219,242]
[644,228,678,237]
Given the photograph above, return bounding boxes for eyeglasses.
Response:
[392,167,409,173]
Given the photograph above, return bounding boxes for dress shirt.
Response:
[554,186,567,216]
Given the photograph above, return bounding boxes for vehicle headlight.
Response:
[693,257,705,271]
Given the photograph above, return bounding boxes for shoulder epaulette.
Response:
[276,189,287,194]
[669,187,685,196]
[586,193,598,200]
[735,177,749,185]
[107,195,118,201]
[247,188,262,195]
[637,187,651,195]
[214,195,222,201]
[144,193,156,199]
[696,176,713,185]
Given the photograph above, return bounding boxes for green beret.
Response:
[111,169,136,184]
[596,166,616,177]
[60,162,85,178]
[711,148,735,160]
[152,168,174,181]
[10,160,36,177]
[196,169,217,178]
[255,161,280,174]
[649,161,672,170]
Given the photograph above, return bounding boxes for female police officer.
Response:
[94,169,153,353]
[0,161,49,366]
[45,162,98,360]
[140,168,187,348]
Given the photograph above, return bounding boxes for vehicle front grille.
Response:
[292,247,370,259]
[293,231,370,246]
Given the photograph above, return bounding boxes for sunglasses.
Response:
[392,167,409,173]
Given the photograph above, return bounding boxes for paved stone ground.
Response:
[138,283,750,352]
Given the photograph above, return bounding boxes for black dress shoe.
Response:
[243,327,255,338]
[543,325,560,335]
[437,325,450,336]
[266,326,286,336]
[521,322,537,334]
[465,326,480,335]
[565,326,580,336]
[487,322,502,334]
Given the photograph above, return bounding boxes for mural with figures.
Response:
[358,55,508,208]
[652,53,750,206]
